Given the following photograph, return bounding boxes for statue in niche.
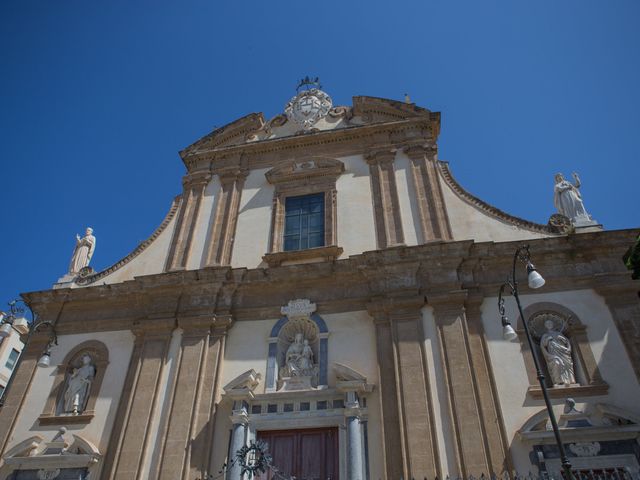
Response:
[68,227,96,274]
[553,173,594,225]
[281,333,316,378]
[63,354,95,414]
[540,319,576,386]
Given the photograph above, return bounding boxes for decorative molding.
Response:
[266,158,342,257]
[527,383,609,399]
[437,161,555,234]
[262,245,343,267]
[265,157,344,185]
[75,197,180,286]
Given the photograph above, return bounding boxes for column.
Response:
[205,168,248,266]
[165,171,212,271]
[226,403,249,480]
[404,144,452,242]
[366,150,404,248]
[344,391,364,480]
[429,292,491,477]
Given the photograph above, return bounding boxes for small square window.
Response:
[267,404,278,413]
[283,403,294,412]
[316,401,327,410]
[300,402,310,411]
[251,405,262,415]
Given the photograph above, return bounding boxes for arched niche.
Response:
[266,309,328,392]
[515,302,607,398]
[39,340,109,425]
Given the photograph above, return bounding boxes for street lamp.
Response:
[498,245,573,480]
[0,299,58,406]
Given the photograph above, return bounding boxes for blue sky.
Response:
[1,0,639,307]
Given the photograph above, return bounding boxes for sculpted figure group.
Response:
[281,333,316,378]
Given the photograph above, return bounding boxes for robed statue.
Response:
[63,354,96,414]
[69,227,96,274]
[553,173,591,224]
[540,320,576,386]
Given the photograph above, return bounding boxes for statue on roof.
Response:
[69,227,96,274]
[553,173,597,227]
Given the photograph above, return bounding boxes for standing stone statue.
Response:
[540,320,576,386]
[553,173,595,226]
[63,354,95,414]
[69,227,96,274]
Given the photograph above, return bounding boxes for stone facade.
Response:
[1,92,639,480]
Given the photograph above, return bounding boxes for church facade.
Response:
[0,84,639,480]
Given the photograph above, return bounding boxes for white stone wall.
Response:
[335,155,377,257]
[4,330,135,477]
[439,171,552,242]
[230,168,274,268]
[481,289,640,472]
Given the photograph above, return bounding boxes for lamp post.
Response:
[0,298,58,406]
[498,245,573,480]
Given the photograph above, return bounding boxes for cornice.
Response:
[22,230,639,332]
[183,118,435,173]
[437,160,555,235]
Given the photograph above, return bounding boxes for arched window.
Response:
[517,302,608,399]
[39,340,109,425]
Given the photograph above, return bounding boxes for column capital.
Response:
[365,149,396,165]
[367,294,425,323]
[230,407,249,425]
[403,143,437,160]
[427,290,468,321]
[216,166,249,184]
[182,171,212,188]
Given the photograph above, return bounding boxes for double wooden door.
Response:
[257,427,339,480]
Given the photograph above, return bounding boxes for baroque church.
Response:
[0,81,639,480]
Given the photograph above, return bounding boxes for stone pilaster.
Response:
[429,291,493,477]
[404,144,452,242]
[595,282,640,382]
[102,322,173,480]
[464,294,512,475]
[165,171,212,271]
[369,297,439,480]
[205,168,248,266]
[366,150,404,248]
[156,316,225,480]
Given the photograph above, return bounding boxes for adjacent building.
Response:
[0,84,638,480]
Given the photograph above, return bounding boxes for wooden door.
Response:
[257,427,339,480]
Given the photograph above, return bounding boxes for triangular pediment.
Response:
[352,95,438,124]
[180,112,265,158]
